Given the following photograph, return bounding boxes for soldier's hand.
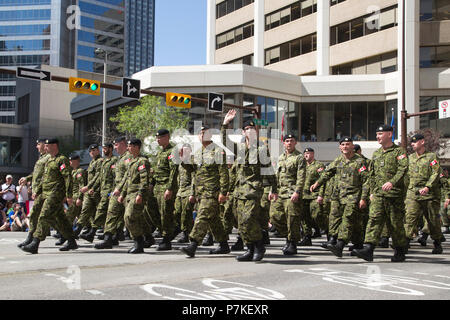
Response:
[135,194,142,204]
[189,196,196,204]
[118,196,124,203]
[291,192,299,203]
[113,189,121,197]
[88,189,94,195]
[419,187,429,196]
[269,192,278,201]
[66,198,73,206]
[382,182,393,191]
[317,196,324,204]
[223,109,237,125]
[310,183,318,193]
[80,186,89,193]
[164,190,173,201]
[359,199,367,209]
[76,199,82,207]
[218,193,227,204]
[445,198,450,209]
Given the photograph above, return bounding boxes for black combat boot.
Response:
[231,235,244,251]
[282,240,290,253]
[59,238,78,251]
[321,235,337,249]
[181,241,198,258]
[432,240,443,254]
[262,230,270,245]
[143,234,155,248]
[177,231,189,243]
[353,243,375,262]
[73,224,83,238]
[117,228,125,241]
[283,241,297,255]
[378,237,389,248]
[236,243,255,261]
[53,231,61,239]
[55,236,67,246]
[111,233,119,246]
[128,236,144,254]
[156,237,172,251]
[327,239,345,258]
[202,233,214,246]
[80,227,97,243]
[391,247,406,262]
[312,229,322,238]
[94,232,113,249]
[349,243,363,256]
[417,232,428,246]
[252,240,265,262]
[18,232,33,248]
[209,241,230,254]
[21,237,40,254]
[298,235,312,246]
[97,233,105,240]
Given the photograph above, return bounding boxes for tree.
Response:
[406,128,447,156]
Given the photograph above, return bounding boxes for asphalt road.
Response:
[1,230,450,302]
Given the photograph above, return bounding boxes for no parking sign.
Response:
[439,100,450,119]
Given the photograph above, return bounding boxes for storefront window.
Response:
[0,136,21,166]
[317,103,333,141]
[301,103,317,142]
[351,102,368,141]
[334,103,350,141]
[368,102,385,140]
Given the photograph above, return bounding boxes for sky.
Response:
[154,0,207,66]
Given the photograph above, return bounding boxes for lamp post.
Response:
[95,48,108,148]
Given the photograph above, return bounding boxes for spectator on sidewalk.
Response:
[10,203,28,231]
[16,179,28,215]
[0,175,16,206]
[0,201,13,231]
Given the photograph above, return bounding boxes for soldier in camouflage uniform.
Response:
[353,125,408,262]
[311,137,369,258]
[117,138,151,254]
[270,134,306,256]
[440,168,450,234]
[152,129,178,251]
[17,138,51,248]
[81,143,118,243]
[73,144,103,236]
[404,134,444,254]
[301,148,326,246]
[21,138,78,254]
[226,160,242,250]
[222,110,278,262]
[320,172,334,248]
[180,125,230,258]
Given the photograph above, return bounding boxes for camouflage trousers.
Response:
[103,195,125,234]
[329,199,364,245]
[302,198,328,234]
[28,194,45,235]
[123,192,148,239]
[34,195,74,241]
[405,198,442,241]
[65,198,82,226]
[222,195,237,235]
[143,195,161,235]
[175,196,194,233]
[236,198,262,244]
[422,200,449,233]
[189,197,227,244]
[92,193,111,229]
[78,193,100,227]
[260,191,271,232]
[269,198,302,242]
[154,189,175,238]
[364,196,407,248]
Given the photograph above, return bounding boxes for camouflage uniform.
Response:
[77,155,103,227]
[66,167,87,225]
[33,154,74,241]
[222,162,238,234]
[314,153,369,245]
[404,152,443,241]
[152,143,178,239]
[270,149,306,243]
[174,163,194,235]
[91,155,118,229]
[363,144,408,248]
[303,160,327,234]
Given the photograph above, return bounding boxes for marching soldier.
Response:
[353,125,409,262]
[311,137,369,258]
[270,134,306,256]
[180,125,230,258]
[404,134,444,254]
[21,138,77,254]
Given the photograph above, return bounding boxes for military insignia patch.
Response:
[59,164,66,171]
[76,173,82,178]
[358,166,367,173]
[317,167,324,173]
[168,154,174,160]
[430,160,438,166]
[138,164,145,171]
[397,154,406,160]
[111,164,116,169]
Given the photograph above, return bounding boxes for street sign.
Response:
[17,67,50,81]
[253,118,268,126]
[122,77,141,99]
[439,100,450,119]
[208,92,224,113]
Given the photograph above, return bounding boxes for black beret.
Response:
[45,138,59,144]
[376,124,393,132]
[88,144,99,150]
[339,136,353,144]
[242,120,256,130]
[102,142,113,148]
[36,138,46,144]
[69,154,80,161]
[128,138,142,147]
[411,133,425,143]
[113,136,126,144]
[283,134,297,141]
[354,144,361,152]
[304,148,314,153]
[156,129,169,137]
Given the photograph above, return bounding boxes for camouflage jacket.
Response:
[152,143,178,193]
[406,151,441,200]
[366,144,408,198]
[92,156,118,196]
[439,170,448,202]
[41,153,72,199]
[26,153,51,195]
[228,162,237,196]
[276,149,306,199]
[114,151,132,190]
[72,167,87,201]
[86,155,104,192]
[303,160,325,200]
[177,163,193,198]
[121,154,150,198]
[316,153,369,203]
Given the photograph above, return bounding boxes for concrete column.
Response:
[398,0,420,140]
[253,0,264,68]
[206,0,216,65]
[317,0,330,75]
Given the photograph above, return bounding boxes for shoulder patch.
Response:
[397,154,406,160]
[317,167,324,173]
[138,164,146,171]
[358,166,367,173]
[59,163,66,171]
[430,160,438,166]
[76,173,82,178]
[168,154,174,160]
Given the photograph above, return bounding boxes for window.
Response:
[351,102,368,141]
[420,46,450,68]
[301,104,317,142]
[217,0,254,19]
[265,33,317,66]
[0,136,22,166]
[368,102,385,140]
[420,0,450,21]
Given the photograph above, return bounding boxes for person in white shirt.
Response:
[16,180,28,214]
[0,175,16,205]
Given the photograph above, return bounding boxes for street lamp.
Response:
[95,47,108,148]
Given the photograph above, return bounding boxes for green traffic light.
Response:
[91,83,98,91]
[184,98,190,104]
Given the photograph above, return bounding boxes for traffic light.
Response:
[69,77,101,96]
[166,92,191,109]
